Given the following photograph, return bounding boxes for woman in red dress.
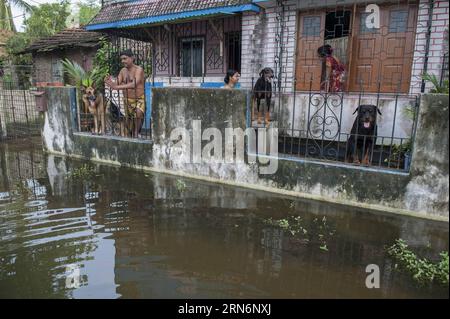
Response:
[318,45,346,92]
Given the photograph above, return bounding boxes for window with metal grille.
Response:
[51,59,64,83]
[180,38,204,77]
[226,31,241,72]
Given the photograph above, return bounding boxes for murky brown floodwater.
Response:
[0,139,448,299]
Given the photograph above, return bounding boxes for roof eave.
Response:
[21,42,102,54]
[86,3,260,31]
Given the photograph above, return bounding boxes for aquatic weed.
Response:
[14,181,31,197]
[66,164,97,180]
[175,179,187,192]
[263,215,336,252]
[386,239,449,287]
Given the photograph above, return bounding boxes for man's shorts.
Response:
[125,95,145,119]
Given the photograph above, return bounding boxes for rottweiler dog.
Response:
[105,98,127,137]
[253,67,274,125]
[346,104,382,165]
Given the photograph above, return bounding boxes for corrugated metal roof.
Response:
[88,0,256,29]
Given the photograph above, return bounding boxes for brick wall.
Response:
[33,47,98,84]
[240,10,267,89]
[411,0,449,93]
[240,1,297,91]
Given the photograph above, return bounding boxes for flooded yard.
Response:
[0,139,448,299]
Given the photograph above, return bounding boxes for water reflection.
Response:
[0,139,448,299]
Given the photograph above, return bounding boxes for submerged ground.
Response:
[0,139,448,299]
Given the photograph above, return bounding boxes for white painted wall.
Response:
[153,76,225,87]
[271,92,416,144]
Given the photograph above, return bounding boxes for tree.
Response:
[5,32,30,63]
[4,1,70,66]
[77,0,100,26]
[0,0,33,32]
[24,1,70,38]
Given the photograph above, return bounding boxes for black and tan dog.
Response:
[82,85,106,135]
[105,98,127,137]
[346,104,382,165]
[252,67,274,125]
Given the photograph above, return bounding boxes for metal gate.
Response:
[0,80,44,141]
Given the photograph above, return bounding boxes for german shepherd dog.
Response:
[346,104,382,165]
[82,85,106,135]
[253,67,274,125]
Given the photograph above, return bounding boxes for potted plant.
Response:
[422,73,449,94]
[385,140,412,171]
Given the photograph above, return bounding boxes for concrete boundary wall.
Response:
[41,87,449,221]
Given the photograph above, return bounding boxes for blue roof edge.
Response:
[86,3,261,31]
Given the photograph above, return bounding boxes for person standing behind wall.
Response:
[223,69,241,89]
[317,44,345,93]
[105,50,145,138]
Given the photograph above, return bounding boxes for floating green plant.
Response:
[14,180,31,197]
[387,239,449,287]
[263,215,336,252]
[66,164,97,180]
[175,179,187,192]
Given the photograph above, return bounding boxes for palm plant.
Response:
[62,58,103,89]
[0,0,34,32]
[61,58,87,87]
[422,72,449,94]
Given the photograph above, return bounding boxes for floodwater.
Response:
[0,139,448,299]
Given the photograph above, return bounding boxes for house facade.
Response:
[86,0,449,159]
[88,0,448,91]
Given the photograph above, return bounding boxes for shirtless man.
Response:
[105,50,145,138]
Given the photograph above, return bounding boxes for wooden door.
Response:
[349,7,383,91]
[295,12,326,91]
[349,3,418,93]
[379,3,418,93]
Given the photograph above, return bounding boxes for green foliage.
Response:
[1,73,12,85]
[263,215,336,252]
[385,139,412,166]
[403,102,418,121]
[92,38,113,90]
[264,216,305,236]
[62,58,104,89]
[77,0,100,26]
[5,0,33,13]
[0,0,33,31]
[61,59,87,87]
[66,164,97,180]
[5,32,32,66]
[175,179,187,192]
[4,0,70,76]
[422,73,449,94]
[24,1,70,39]
[435,252,450,285]
[387,239,449,286]
[14,180,31,198]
